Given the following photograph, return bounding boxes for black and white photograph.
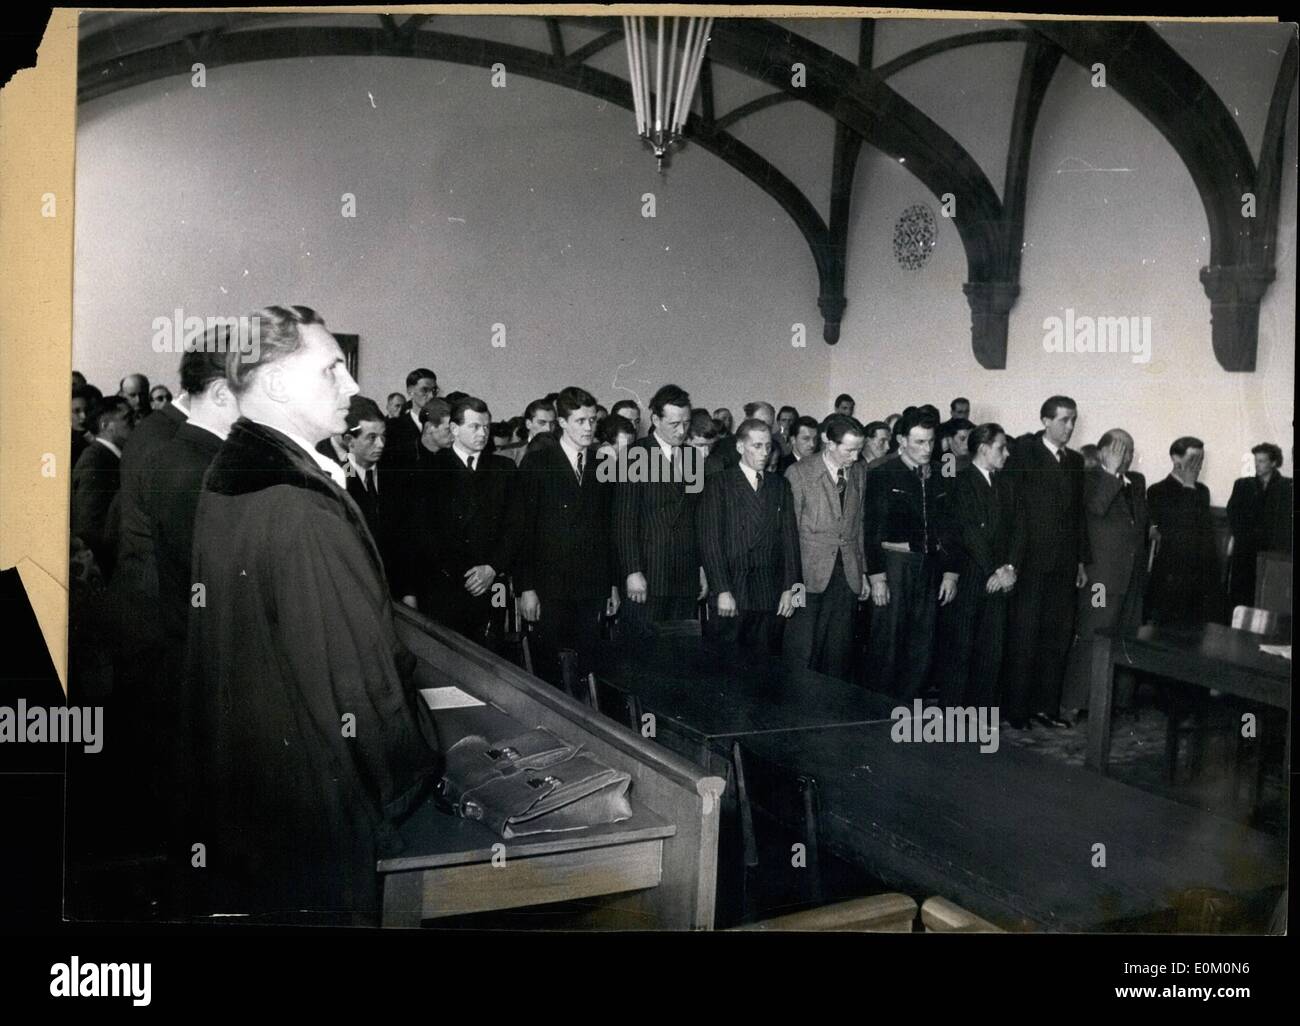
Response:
[30,5,1299,947]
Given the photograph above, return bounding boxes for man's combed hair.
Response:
[834,393,854,407]
[555,386,597,420]
[611,399,640,417]
[735,417,772,444]
[225,305,325,396]
[822,413,865,445]
[969,422,1005,455]
[862,420,890,439]
[896,408,938,439]
[180,324,232,395]
[1040,394,1077,421]
[524,398,555,422]
[346,396,385,432]
[600,413,636,445]
[90,395,131,434]
[794,415,821,436]
[649,384,690,417]
[451,395,490,425]
[406,367,437,389]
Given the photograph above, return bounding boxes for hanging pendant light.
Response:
[622,15,713,172]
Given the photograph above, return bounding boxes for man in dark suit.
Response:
[71,396,134,578]
[1000,395,1090,729]
[777,415,820,474]
[515,386,619,681]
[613,383,706,634]
[863,409,961,699]
[699,419,802,657]
[783,414,868,681]
[380,366,438,513]
[1226,442,1293,610]
[418,396,517,644]
[114,383,189,601]
[338,396,411,601]
[71,385,93,467]
[1062,430,1149,716]
[1146,437,1220,626]
[944,423,1024,707]
[135,340,241,899]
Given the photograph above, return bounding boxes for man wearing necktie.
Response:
[1062,429,1148,718]
[699,419,802,657]
[945,423,1024,707]
[516,386,620,685]
[417,396,517,644]
[340,396,388,547]
[863,409,961,699]
[613,383,707,634]
[1001,396,1090,730]
[784,413,868,681]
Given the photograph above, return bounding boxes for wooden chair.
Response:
[920,896,1003,933]
[730,893,917,932]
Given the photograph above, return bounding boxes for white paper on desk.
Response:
[420,686,486,710]
[1258,644,1291,660]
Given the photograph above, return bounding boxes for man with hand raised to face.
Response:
[515,386,620,684]
[698,419,802,658]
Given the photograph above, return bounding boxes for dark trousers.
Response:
[424,571,495,645]
[711,604,785,659]
[939,570,1010,708]
[1002,567,1077,721]
[783,553,857,682]
[531,594,606,683]
[867,549,940,699]
[619,592,698,639]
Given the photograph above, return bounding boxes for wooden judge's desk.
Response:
[382,606,724,929]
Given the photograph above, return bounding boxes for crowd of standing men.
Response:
[67,307,1292,922]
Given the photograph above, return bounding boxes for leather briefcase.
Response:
[440,728,633,838]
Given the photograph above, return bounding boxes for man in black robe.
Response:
[183,305,441,925]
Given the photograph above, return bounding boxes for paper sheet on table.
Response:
[420,686,486,710]
[1258,644,1291,660]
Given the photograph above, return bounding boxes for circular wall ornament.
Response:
[893,203,937,271]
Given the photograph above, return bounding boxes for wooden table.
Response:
[588,636,896,773]
[739,721,1287,931]
[1087,623,1291,776]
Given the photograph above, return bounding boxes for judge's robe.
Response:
[184,418,442,924]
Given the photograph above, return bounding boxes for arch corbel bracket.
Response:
[1199,265,1276,372]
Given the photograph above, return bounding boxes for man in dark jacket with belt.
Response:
[184,305,441,925]
[863,408,961,699]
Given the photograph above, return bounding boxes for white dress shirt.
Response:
[281,429,348,490]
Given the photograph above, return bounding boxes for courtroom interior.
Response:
[64,11,1294,933]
